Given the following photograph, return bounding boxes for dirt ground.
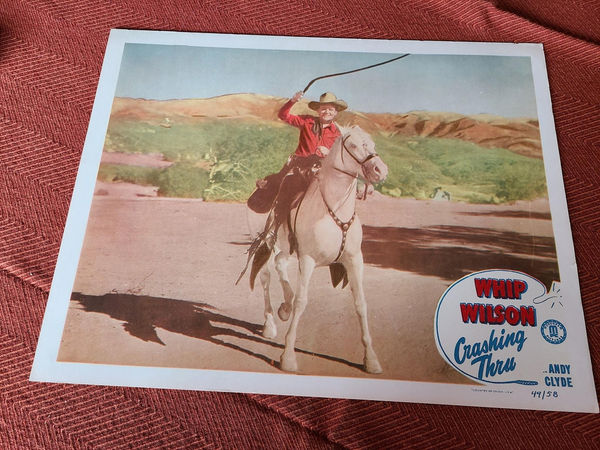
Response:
[58,181,558,384]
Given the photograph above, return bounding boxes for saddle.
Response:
[237,155,321,288]
[247,154,321,214]
[247,171,284,214]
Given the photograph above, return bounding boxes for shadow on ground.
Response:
[362,225,559,288]
[70,292,363,372]
[69,221,559,370]
[459,210,552,220]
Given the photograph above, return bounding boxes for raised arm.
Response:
[278,91,306,128]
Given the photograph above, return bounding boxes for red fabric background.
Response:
[1,0,599,447]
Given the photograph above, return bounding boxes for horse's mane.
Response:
[337,124,368,140]
[330,125,371,158]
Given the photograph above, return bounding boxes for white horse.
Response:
[248,125,388,373]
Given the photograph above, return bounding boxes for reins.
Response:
[333,134,379,180]
[318,132,378,262]
[291,53,403,260]
[341,134,379,166]
[290,131,379,263]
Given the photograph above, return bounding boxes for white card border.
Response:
[30,29,598,413]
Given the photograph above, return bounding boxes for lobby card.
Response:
[31,29,598,413]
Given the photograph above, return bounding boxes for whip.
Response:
[302,53,410,93]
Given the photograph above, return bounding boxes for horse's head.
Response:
[339,126,388,184]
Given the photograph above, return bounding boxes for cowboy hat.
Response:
[308,92,348,111]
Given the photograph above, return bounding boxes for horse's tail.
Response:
[329,262,349,289]
[235,231,273,289]
[249,242,271,289]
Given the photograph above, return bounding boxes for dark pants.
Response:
[247,154,321,215]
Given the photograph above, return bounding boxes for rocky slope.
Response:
[109,94,542,158]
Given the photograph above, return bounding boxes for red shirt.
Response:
[278,100,341,157]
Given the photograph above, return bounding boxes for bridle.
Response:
[333,133,379,180]
[316,131,380,262]
[342,134,379,166]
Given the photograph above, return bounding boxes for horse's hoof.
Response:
[262,314,277,339]
[278,303,292,321]
[280,353,298,372]
[365,358,383,374]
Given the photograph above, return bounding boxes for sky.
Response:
[114,43,538,118]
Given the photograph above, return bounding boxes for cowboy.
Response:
[278,90,347,159]
[248,91,347,214]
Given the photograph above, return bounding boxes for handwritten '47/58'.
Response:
[532,391,559,399]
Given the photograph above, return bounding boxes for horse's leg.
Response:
[345,252,383,374]
[275,251,294,321]
[260,260,277,339]
[280,255,315,372]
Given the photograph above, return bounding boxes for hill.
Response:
[100,94,548,204]
[109,94,542,158]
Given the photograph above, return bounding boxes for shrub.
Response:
[155,163,210,198]
[97,164,159,186]
[103,119,548,204]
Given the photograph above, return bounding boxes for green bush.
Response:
[97,164,159,186]
[155,163,210,198]
[103,118,548,203]
[374,135,547,202]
